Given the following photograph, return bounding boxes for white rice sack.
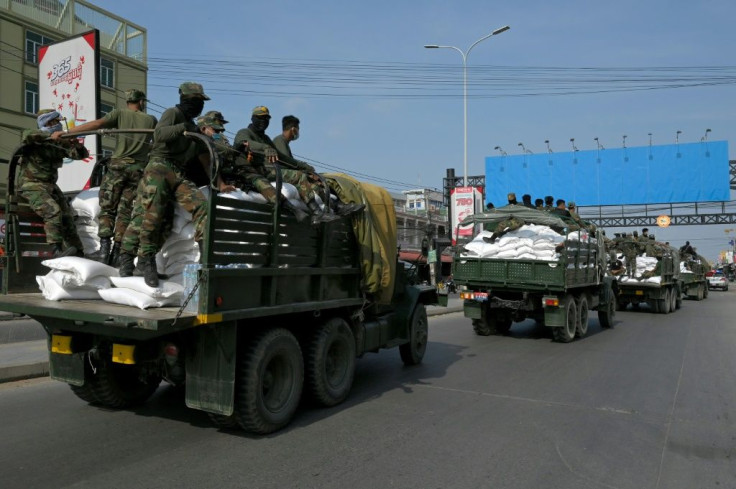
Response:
[109,276,184,299]
[98,288,178,310]
[246,191,268,204]
[532,241,558,252]
[171,212,190,235]
[71,187,100,219]
[47,270,110,290]
[42,256,119,282]
[496,236,519,248]
[275,182,299,201]
[36,276,102,301]
[161,238,197,259]
[517,253,537,260]
[288,198,309,211]
[515,245,534,256]
[496,249,517,258]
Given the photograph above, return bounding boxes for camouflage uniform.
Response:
[96,90,157,243]
[620,237,639,277]
[18,128,87,249]
[483,216,524,242]
[121,83,208,258]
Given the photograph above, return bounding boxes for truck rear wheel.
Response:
[400,304,428,365]
[90,355,162,409]
[236,328,304,435]
[672,286,680,310]
[598,296,615,329]
[553,296,577,343]
[69,353,100,404]
[703,284,709,298]
[305,318,356,407]
[658,288,671,314]
[575,295,589,338]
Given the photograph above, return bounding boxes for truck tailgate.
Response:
[0,293,198,338]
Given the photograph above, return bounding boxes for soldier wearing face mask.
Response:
[18,109,88,258]
[118,82,234,287]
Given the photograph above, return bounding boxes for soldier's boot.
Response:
[134,254,159,288]
[51,243,78,258]
[119,252,136,277]
[98,237,112,264]
[281,199,309,223]
[308,199,340,226]
[332,199,365,216]
[109,242,121,267]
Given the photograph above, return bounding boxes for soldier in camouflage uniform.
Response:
[119,82,234,287]
[18,109,88,257]
[53,89,157,265]
[482,216,525,243]
[233,106,347,225]
[621,234,639,277]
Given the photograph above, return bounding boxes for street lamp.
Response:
[425,25,510,185]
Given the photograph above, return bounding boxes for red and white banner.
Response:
[38,30,99,192]
[450,186,483,245]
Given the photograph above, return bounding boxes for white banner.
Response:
[451,186,475,245]
[38,30,99,192]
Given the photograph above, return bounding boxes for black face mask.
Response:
[251,116,270,133]
[178,97,205,119]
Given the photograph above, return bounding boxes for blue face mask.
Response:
[212,133,222,141]
[41,122,63,134]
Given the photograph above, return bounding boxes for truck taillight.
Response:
[164,343,179,366]
[543,297,559,307]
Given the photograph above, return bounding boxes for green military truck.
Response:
[678,254,709,301]
[613,238,682,314]
[451,206,616,343]
[0,134,439,434]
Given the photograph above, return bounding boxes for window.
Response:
[100,103,114,116]
[100,58,114,88]
[26,30,54,64]
[25,81,39,114]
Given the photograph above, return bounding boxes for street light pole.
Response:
[425,25,510,186]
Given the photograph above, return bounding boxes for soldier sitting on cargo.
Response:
[609,258,625,276]
[551,199,571,218]
[482,216,525,244]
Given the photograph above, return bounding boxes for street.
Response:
[1,289,734,489]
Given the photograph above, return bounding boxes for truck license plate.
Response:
[635,290,644,295]
[474,292,489,301]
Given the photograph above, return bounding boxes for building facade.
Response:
[0,0,148,191]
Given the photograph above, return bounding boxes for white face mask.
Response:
[41,122,63,133]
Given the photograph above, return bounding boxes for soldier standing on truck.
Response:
[118,82,234,287]
[52,89,157,266]
[19,109,88,258]
[621,235,639,277]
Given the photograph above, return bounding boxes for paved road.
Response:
[1,290,734,489]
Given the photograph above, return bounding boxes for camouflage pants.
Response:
[20,180,83,248]
[97,158,145,242]
[624,253,637,276]
[121,159,207,257]
[232,164,326,205]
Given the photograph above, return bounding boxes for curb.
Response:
[0,361,49,384]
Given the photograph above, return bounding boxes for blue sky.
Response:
[91,0,736,262]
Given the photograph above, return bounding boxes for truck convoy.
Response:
[451,205,616,343]
[678,253,710,300]
[0,133,440,434]
[610,235,682,313]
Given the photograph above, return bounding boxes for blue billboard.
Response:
[485,141,730,206]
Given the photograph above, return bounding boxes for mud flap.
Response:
[185,321,237,416]
[49,352,85,386]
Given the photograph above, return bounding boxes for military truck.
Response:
[0,133,439,434]
[678,253,709,301]
[612,236,681,314]
[451,206,616,343]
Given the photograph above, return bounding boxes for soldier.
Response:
[621,235,639,277]
[118,82,234,287]
[534,198,544,210]
[641,227,649,239]
[544,195,554,211]
[18,109,88,257]
[53,89,157,265]
[506,192,518,205]
[521,194,534,208]
[272,115,301,158]
[483,216,525,243]
[485,201,495,211]
[551,199,571,218]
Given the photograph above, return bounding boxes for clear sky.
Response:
[91,0,736,262]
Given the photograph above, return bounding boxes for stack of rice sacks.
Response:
[70,187,101,256]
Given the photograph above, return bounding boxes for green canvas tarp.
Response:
[326,173,397,304]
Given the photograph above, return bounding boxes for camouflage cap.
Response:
[196,115,224,130]
[179,82,210,100]
[567,201,576,208]
[252,106,271,117]
[204,110,228,124]
[125,89,147,102]
[507,192,516,200]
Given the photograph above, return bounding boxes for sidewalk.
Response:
[0,298,463,384]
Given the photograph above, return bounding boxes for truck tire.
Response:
[703,285,709,299]
[207,413,241,430]
[305,317,356,407]
[90,356,161,409]
[236,328,304,435]
[69,353,100,404]
[400,304,428,366]
[598,296,615,329]
[553,295,577,343]
[658,288,671,314]
[672,286,680,311]
[575,295,589,338]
